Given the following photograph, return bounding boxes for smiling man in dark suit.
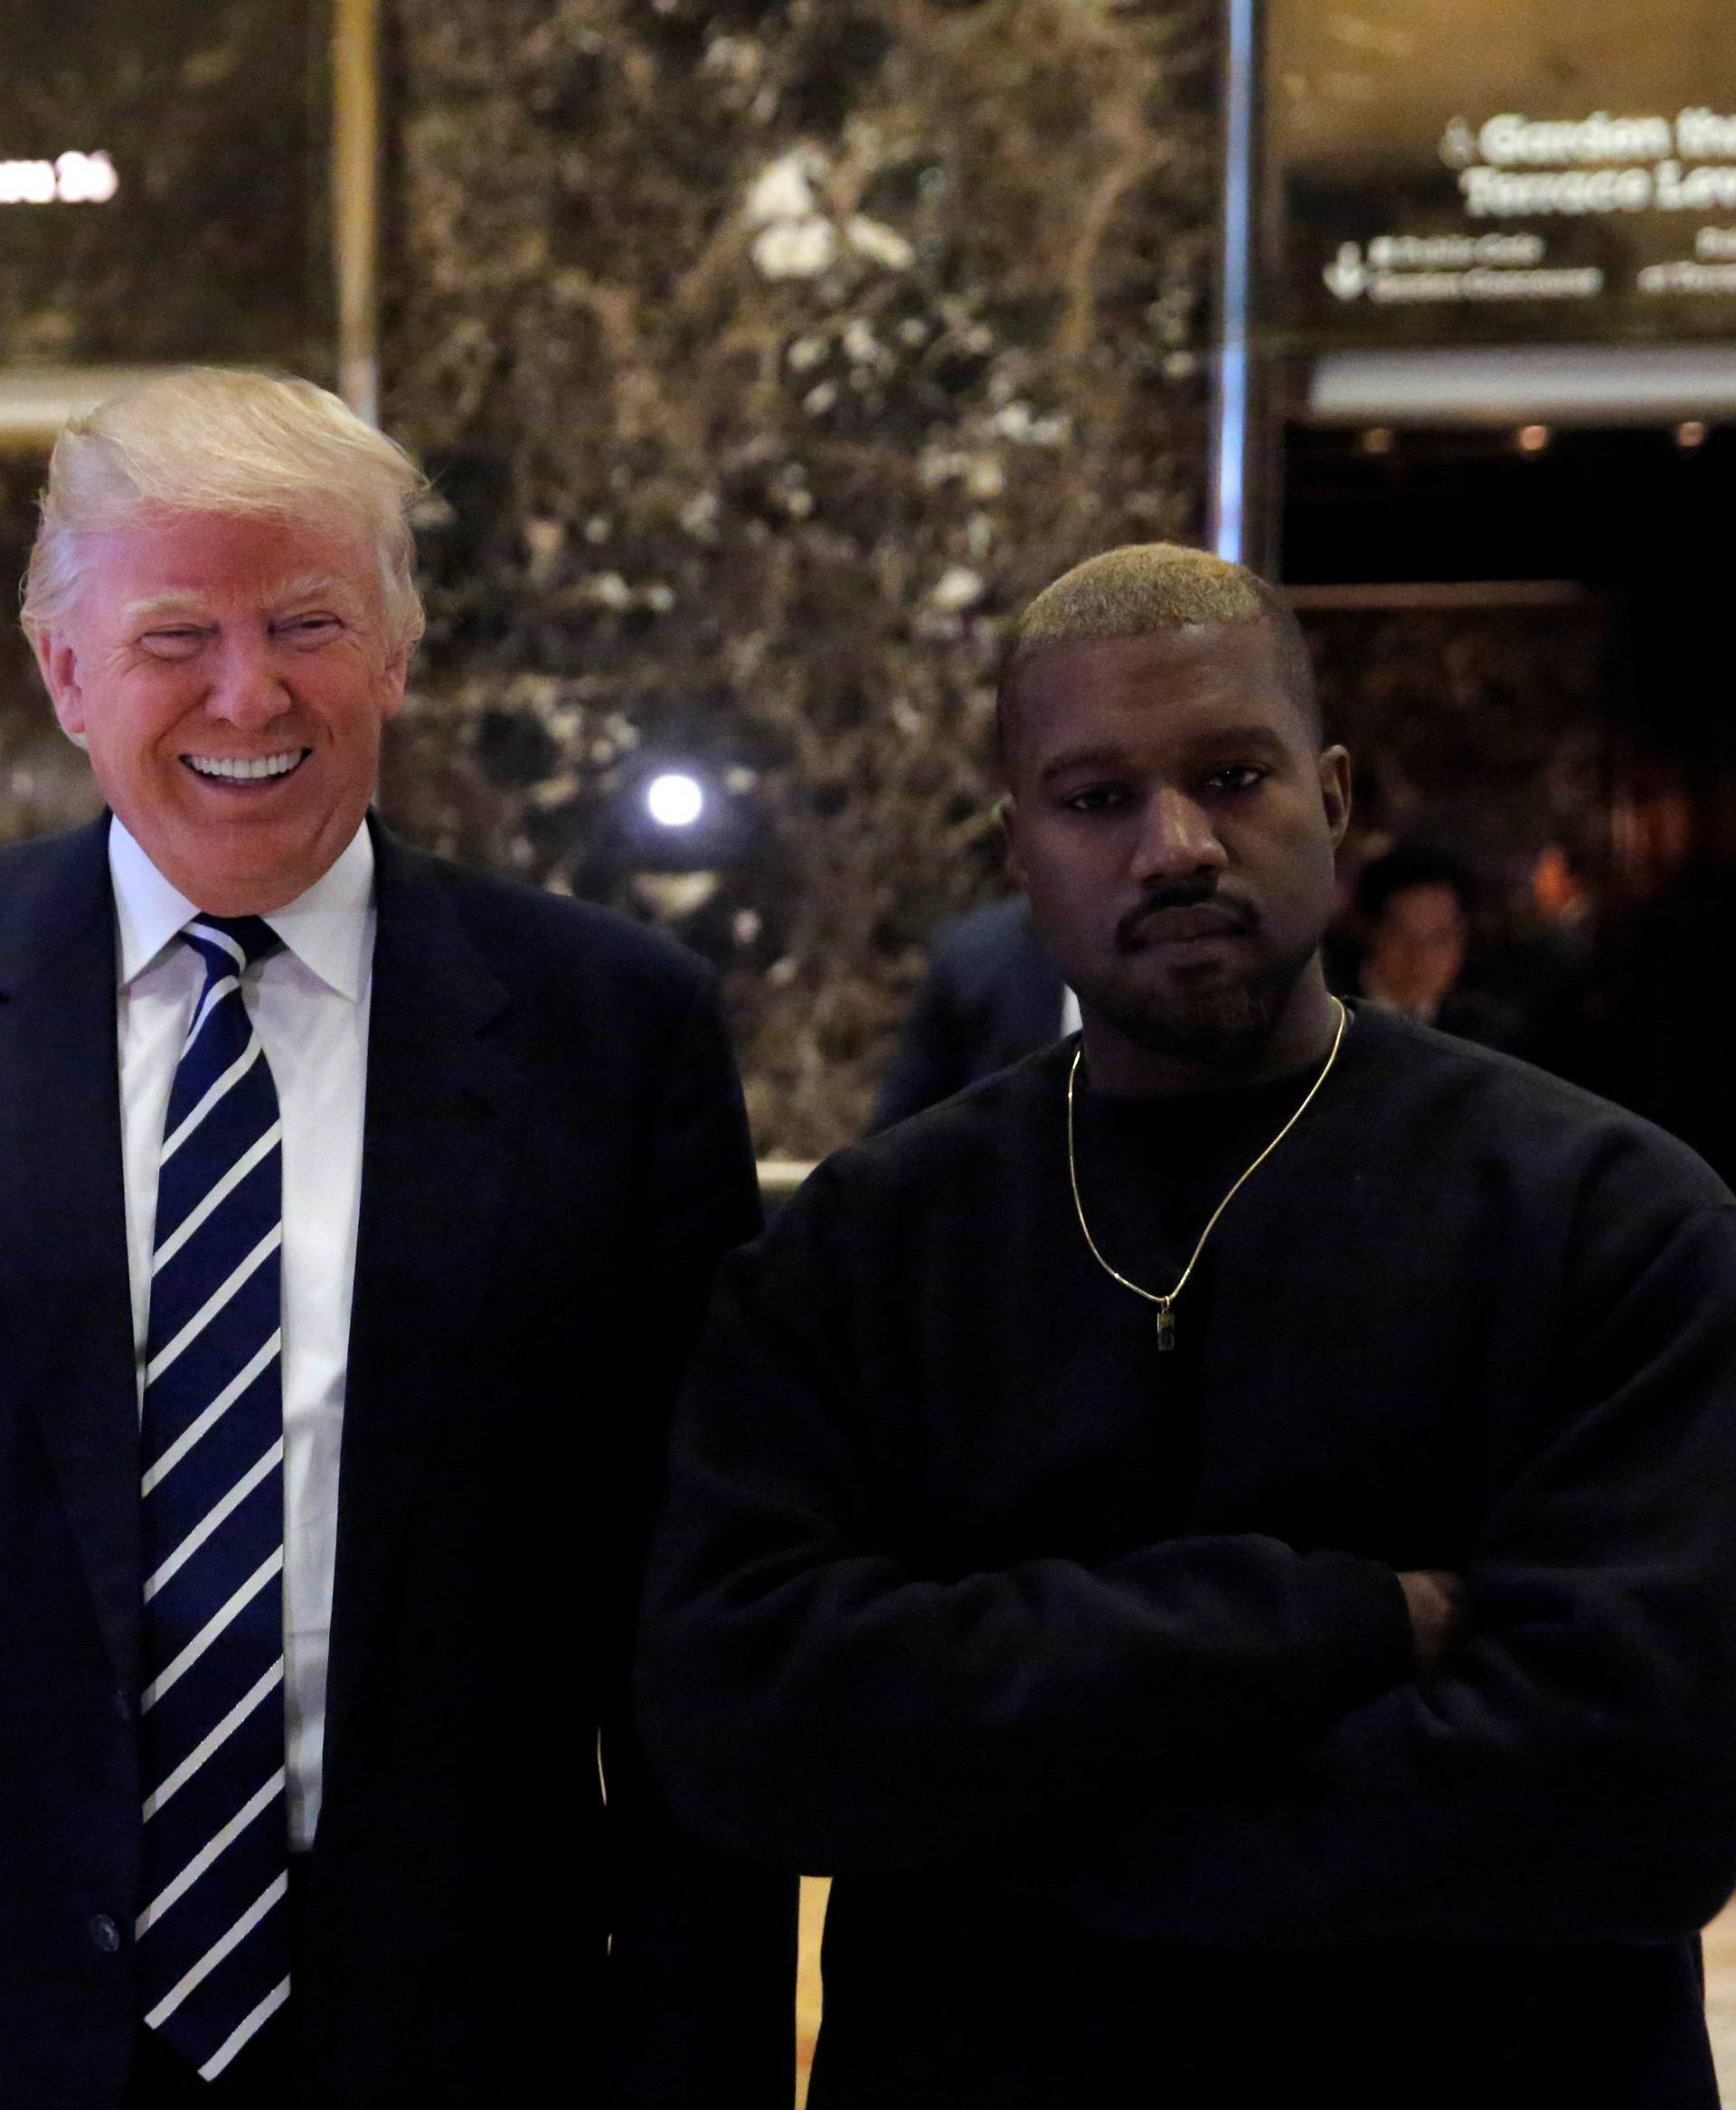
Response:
[3,368,792,2109]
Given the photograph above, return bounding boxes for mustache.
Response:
[1115,885,1259,953]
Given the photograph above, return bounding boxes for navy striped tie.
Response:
[137,914,291,2081]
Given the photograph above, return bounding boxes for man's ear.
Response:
[33,630,88,741]
[1317,744,1353,850]
[379,645,411,721]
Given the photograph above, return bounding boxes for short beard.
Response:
[1075,947,1315,1073]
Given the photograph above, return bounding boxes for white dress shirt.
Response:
[110,817,375,1852]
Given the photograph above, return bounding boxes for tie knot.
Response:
[182,914,282,979]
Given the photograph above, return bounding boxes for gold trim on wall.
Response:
[332,0,381,423]
[0,366,166,455]
[1284,579,1595,612]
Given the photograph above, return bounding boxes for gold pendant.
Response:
[1156,1301,1175,1352]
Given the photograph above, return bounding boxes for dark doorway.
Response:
[1282,419,1736,1178]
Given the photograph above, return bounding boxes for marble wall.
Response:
[0,464,104,846]
[0,0,1219,1154]
[377,0,1221,1155]
[1303,597,1609,880]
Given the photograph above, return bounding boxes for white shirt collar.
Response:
[108,816,376,1003]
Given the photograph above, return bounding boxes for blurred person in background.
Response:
[872,894,1072,1129]
[1345,842,1524,1050]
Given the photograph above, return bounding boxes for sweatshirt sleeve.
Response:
[635,1161,1414,1875]
[1043,1190,1736,1948]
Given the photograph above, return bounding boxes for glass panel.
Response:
[1266,0,1736,349]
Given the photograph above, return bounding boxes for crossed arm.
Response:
[637,1169,1736,1948]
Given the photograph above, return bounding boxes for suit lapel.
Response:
[322,826,519,1775]
[0,817,142,1691]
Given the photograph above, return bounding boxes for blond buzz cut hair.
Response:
[1002,542,1320,746]
[21,367,430,658]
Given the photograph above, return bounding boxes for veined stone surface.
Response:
[379,0,1219,1155]
[0,1,1217,1154]
[0,463,105,848]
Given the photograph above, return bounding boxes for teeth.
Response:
[186,751,305,781]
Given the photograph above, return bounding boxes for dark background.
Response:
[0,0,332,373]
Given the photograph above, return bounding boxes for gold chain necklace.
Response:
[1066,997,1349,1352]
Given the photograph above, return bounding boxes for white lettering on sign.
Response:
[1678,109,1736,159]
[1370,265,1603,302]
[1461,165,1656,216]
[1638,259,1736,295]
[1320,104,1736,316]
[1367,231,1546,268]
[1437,108,1736,221]
[1478,112,1675,167]
[0,152,119,205]
[1323,239,1602,306]
[1656,160,1736,211]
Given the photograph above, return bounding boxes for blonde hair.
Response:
[1005,542,1318,738]
[21,368,429,656]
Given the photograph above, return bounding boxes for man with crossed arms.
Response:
[642,543,1736,2109]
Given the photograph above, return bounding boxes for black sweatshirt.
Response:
[638,1008,1736,2108]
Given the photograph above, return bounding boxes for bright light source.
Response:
[1676,420,1709,450]
[1516,424,1551,455]
[646,772,705,828]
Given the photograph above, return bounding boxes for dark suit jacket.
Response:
[0,816,795,2109]
[873,898,1064,1130]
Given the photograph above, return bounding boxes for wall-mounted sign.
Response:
[1,1,376,443]
[1266,0,1736,349]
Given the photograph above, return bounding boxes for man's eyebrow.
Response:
[269,570,363,612]
[1187,722,1292,753]
[121,592,210,626]
[1037,746,1133,785]
[1036,724,1291,783]
[119,574,363,628]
